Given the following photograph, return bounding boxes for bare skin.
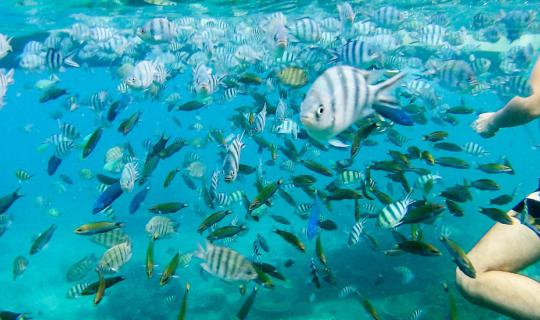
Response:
[456,213,540,320]
[473,57,540,138]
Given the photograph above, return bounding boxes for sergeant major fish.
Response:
[300,66,405,147]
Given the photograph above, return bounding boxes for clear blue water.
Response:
[0,1,539,319]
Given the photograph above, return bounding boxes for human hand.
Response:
[471,112,498,138]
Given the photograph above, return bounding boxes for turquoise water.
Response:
[0,1,539,319]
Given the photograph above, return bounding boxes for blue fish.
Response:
[93,182,123,214]
[307,192,321,240]
[373,104,414,126]
[129,185,150,214]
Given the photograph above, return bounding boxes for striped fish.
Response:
[45,48,79,69]
[371,6,405,28]
[337,170,364,186]
[126,60,156,90]
[145,216,178,239]
[165,295,177,306]
[117,81,130,94]
[214,192,231,207]
[90,27,114,42]
[252,239,262,262]
[415,174,442,187]
[469,55,491,75]
[462,142,489,157]
[418,24,446,47]
[280,160,295,173]
[378,192,415,228]
[210,170,220,199]
[98,241,132,272]
[120,162,139,192]
[58,122,80,140]
[272,118,299,139]
[222,88,238,101]
[432,60,478,92]
[195,242,257,282]
[55,140,75,158]
[277,67,307,87]
[13,255,28,280]
[352,21,376,36]
[91,228,129,248]
[410,309,424,320]
[229,190,244,204]
[253,105,267,133]
[348,219,365,246]
[275,98,287,122]
[66,283,90,299]
[300,66,405,144]
[137,18,177,42]
[15,169,32,181]
[222,133,244,183]
[289,18,321,42]
[321,17,341,31]
[66,254,97,282]
[338,285,358,298]
[331,40,379,67]
[295,203,312,218]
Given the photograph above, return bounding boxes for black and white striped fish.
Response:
[336,170,364,186]
[98,241,132,272]
[338,285,358,298]
[348,219,365,246]
[222,88,238,102]
[90,229,129,248]
[89,27,114,42]
[378,192,415,228]
[371,6,405,28]
[289,18,321,42]
[253,104,267,133]
[213,192,231,207]
[66,283,89,299]
[222,133,244,183]
[300,65,405,144]
[252,239,262,262]
[331,40,379,67]
[58,122,80,140]
[462,142,489,157]
[410,309,424,320]
[210,170,220,200]
[469,55,491,75]
[295,203,312,218]
[195,242,257,282]
[417,24,446,47]
[46,48,79,70]
[137,17,177,42]
[145,216,178,239]
[55,140,75,158]
[228,190,244,204]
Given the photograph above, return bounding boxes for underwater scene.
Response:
[0,0,539,319]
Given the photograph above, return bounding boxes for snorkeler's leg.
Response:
[455,217,540,320]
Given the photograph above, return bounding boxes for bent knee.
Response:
[455,267,480,302]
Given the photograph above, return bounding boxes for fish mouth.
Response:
[276,40,288,48]
[300,114,315,126]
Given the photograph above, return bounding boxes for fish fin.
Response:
[328,139,349,148]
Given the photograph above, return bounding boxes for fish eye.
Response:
[317,104,324,115]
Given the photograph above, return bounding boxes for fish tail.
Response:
[372,72,406,109]
[64,54,80,68]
